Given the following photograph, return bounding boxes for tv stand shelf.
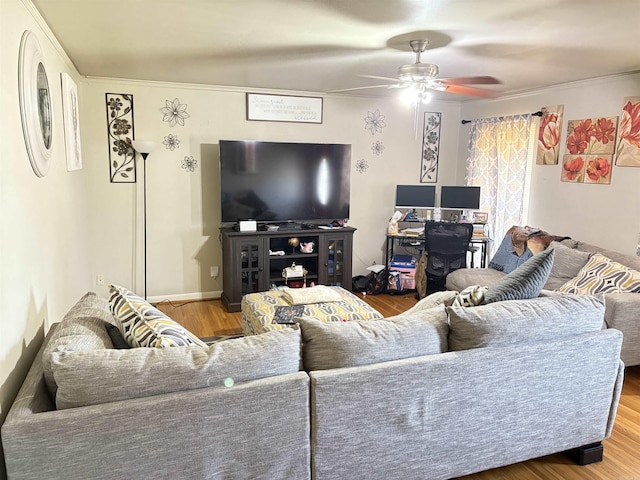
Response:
[220,226,355,312]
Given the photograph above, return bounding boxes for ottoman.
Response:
[241,286,384,335]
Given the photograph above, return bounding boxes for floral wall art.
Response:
[421,112,441,182]
[106,93,136,183]
[535,104,563,165]
[615,96,640,166]
[561,116,618,184]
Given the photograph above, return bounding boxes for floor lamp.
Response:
[131,140,157,299]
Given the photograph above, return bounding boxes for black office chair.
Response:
[424,222,474,291]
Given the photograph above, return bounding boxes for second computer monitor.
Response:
[440,186,481,210]
[395,185,436,209]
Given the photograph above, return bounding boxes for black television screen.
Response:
[395,185,436,209]
[219,140,351,224]
[440,186,481,209]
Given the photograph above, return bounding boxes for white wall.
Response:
[458,73,640,254]
[81,79,463,300]
[0,1,94,476]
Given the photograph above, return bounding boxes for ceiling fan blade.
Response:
[443,84,502,98]
[358,74,400,83]
[440,76,502,85]
[328,84,398,93]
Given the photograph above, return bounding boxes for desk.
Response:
[385,234,492,269]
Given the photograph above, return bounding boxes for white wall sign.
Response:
[246,93,323,124]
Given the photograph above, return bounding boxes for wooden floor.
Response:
[156,293,640,480]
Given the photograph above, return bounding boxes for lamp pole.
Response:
[131,140,156,299]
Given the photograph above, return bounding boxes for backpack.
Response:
[352,275,369,292]
[366,268,388,295]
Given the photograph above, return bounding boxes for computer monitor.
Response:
[395,185,436,209]
[440,186,481,210]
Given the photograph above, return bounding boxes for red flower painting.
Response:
[561,155,585,182]
[536,105,563,165]
[616,97,640,166]
[585,156,612,184]
[565,116,618,156]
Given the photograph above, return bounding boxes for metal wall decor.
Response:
[18,30,54,177]
[106,93,136,183]
[421,112,441,183]
[364,109,386,135]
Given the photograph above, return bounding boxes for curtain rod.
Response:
[461,110,543,125]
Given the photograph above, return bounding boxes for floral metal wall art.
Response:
[364,109,386,135]
[163,134,180,151]
[371,140,384,155]
[181,156,198,172]
[535,104,563,165]
[106,93,135,183]
[561,115,618,184]
[421,112,441,183]
[615,96,640,167]
[355,158,369,173]
[161,98,190,127]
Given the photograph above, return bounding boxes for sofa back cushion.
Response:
[577,241,640,272]
[557,253,640,295]
[42,292,115,399]
[297,307,448,371]
[51,328,302,409]
[447,295,605,351]
[543,241,593,290]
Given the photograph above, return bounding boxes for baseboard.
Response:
[148,290,222,304]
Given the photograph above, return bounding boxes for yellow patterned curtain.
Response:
[466,115,533,254]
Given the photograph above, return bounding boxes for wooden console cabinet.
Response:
[220,226,355,312]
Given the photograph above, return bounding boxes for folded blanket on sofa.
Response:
[282,285,342,305]
[489,226,569,273]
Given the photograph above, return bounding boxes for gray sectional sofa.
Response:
[2,291,624,480]
[447,238,640,366]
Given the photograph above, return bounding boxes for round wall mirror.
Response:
[18,30,53,177]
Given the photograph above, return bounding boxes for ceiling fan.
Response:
[333,39,502,101]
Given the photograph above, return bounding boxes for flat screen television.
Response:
[440,186,481,209]
[395,185,436,209]
[219,140,351,224]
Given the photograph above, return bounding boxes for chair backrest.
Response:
[424,222,474,279]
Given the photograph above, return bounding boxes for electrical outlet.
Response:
[96,274,105,286]
[210,266,219,278]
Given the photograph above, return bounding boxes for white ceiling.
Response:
[32,0,640,101]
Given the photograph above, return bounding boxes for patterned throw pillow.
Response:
[108,284,206,348]
[557,253,640,295]
[483,248,555,304]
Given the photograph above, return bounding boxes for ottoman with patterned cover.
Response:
[241,286,384,335]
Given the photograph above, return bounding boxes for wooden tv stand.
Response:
[220,226,355,312]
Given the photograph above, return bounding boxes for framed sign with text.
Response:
[246,93,323,124]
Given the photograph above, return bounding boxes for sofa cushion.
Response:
[51,328,301,409]
[403,290,458,314]
[557,253,640,295]
[543,241,592,290]
[447,295,605,351]
[297,307,448,371]
[42,292,115,399]
[108,284,206,348]
[483,249,555,304]
[445,267,505,292]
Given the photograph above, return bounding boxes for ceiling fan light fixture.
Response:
[398,63,439,83]
[400,83,432,105]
